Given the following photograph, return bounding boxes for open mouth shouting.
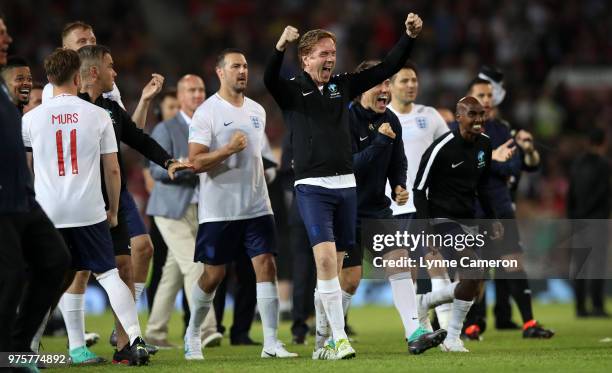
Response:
[18,86,31,102]
[374,93,389,111]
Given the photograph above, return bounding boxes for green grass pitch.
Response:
[40,301,612,372]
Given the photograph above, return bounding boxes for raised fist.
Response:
[141,73,165,101]
[227,131,248,154]
[276,26,300,51]
[378,122,396,139]
[405,13,423,38]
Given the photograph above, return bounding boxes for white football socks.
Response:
[317,278,348,342]
[446,298,473,341]
[423,281,458,309]
[256,282,279,350]
[389,272,420,339]
[96,268,141,345]
[431,278,452,329]
[314,288,330,349]
[59,293,86,350]
[341,290,353,317]
[134,282,146,304]
[187,284,215,339]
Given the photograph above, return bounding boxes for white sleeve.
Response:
[100,114,118,154]
[189,108,212,147]
[22,115,32,148]
[41,83,53,104]
[431,108,450,140]
[261,134,275,162]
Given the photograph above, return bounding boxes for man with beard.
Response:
[67,44,190,364]
[186,49,296,360]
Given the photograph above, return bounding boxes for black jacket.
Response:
[79,92,172,192]
[413,129,495,220]
[264,34,415,181]
[350,103,406,218]
[0,83,35,214]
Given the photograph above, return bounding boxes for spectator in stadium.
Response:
[143,89,189,329]
[145,74,221,349]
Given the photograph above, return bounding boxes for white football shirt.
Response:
[189,93,273,223]
[386,103,449,214]
[42,82,125,109]
[22,94,118,228]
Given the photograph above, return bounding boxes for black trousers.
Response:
[213,251,257,341]
[0,204,70,352]
[146,216,190,332]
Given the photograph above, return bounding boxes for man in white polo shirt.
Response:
[185,49,296,361]
[23,48,149,366]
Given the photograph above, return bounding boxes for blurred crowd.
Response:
[3,0,610,219]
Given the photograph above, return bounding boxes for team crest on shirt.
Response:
[106,109,116,125]
[416,117,427,129]
[477,150,485,168]
[328,83,341,99]
[250,116,261,129]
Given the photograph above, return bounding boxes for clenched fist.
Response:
[141,73,165,102]
[276,26,300,51]
[405,13,423,38]
[378,122,396,139]
[227,131,248,154]
[394,185,409,206]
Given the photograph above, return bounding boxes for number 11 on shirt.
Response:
[55,129,78,176]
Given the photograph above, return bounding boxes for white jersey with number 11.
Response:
[22,94,118,228]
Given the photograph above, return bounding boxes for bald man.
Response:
[412,97,503,352]
[145,74,222,348]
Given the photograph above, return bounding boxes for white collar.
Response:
[179,110,192,125]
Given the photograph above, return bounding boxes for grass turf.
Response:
[40,301,612,372]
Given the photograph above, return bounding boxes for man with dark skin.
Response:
[0,56,32,113]
[413,96,503,352]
